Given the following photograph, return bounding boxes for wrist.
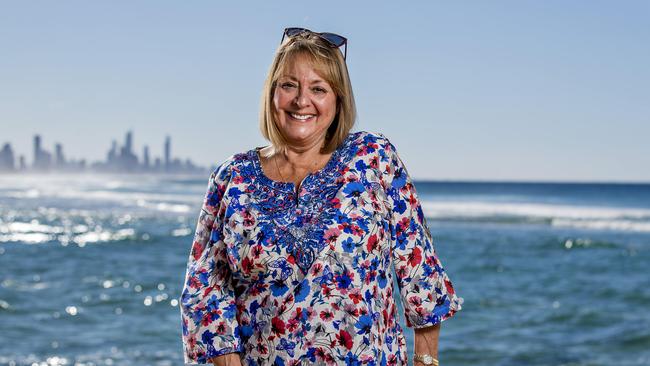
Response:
[413,353,439,366]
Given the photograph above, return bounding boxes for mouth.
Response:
[287,112,316,122]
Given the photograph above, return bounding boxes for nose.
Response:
[294,87,311,108]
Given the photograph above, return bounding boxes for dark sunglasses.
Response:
[280,27,348,60]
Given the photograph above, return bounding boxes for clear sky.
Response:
[1,1,648,182]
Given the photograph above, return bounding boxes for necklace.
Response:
[273,152,287,183]
[272,148,331,185]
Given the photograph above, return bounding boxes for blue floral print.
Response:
[180,131,462,365]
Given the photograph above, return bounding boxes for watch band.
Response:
[414,354,439,366]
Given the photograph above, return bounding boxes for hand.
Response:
[210,353,242,366]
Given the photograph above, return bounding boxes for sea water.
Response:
[1,174,649,366]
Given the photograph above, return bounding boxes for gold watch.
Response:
[414,354,439,366]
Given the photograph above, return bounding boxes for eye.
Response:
[313,87,327,93]
[280,82,296,89]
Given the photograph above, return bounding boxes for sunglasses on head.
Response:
[281,27,348,60]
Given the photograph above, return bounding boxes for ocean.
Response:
[1,174,649,366]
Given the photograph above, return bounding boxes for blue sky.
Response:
[1,1,648,182]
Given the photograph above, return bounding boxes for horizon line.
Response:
[1,171,648,186]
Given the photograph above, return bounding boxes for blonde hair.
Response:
[259,31,356,157]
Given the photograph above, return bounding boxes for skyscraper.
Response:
[0,143,15,171]
[164,136,171,172]
[33,135,41,166]
[33,134,52,170]
[143,145,150,169]
[55,143,65,168]
[108,140,117,163]
[125,131,133,155]
[119,131,138,171]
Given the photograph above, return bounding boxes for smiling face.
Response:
[272,53,338,150]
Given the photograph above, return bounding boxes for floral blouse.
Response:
[180,131,462,365]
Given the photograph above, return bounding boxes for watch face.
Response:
[423,355,434,365]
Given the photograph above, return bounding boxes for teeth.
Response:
[290,113,314,120]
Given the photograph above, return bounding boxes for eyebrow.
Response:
[278,75,326,84]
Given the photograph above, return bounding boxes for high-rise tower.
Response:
[164,136,171,171]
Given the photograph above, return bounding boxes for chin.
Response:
[282,128,326,145]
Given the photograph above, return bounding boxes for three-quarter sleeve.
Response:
[180,160,243,364]
[380,135,463,328]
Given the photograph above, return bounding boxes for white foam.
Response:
[421,200,650,232]
[1,221,63,234]
[0,219,137,245]
[421,201,650,220]
[136,200,193,213]
[73,228,136,246]
[8,188,195,204]
[0,232,53,244]
[1,175,200,216]
[171,227,192,237]
[552,218,650,232]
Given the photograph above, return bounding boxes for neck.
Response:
[281,139,327,170]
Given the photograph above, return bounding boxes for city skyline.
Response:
[1,2,649,182]
[0,131,205,174]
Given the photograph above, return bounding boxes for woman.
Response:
[180,27,463,366]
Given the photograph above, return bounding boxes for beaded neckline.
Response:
[249,133,357,193]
